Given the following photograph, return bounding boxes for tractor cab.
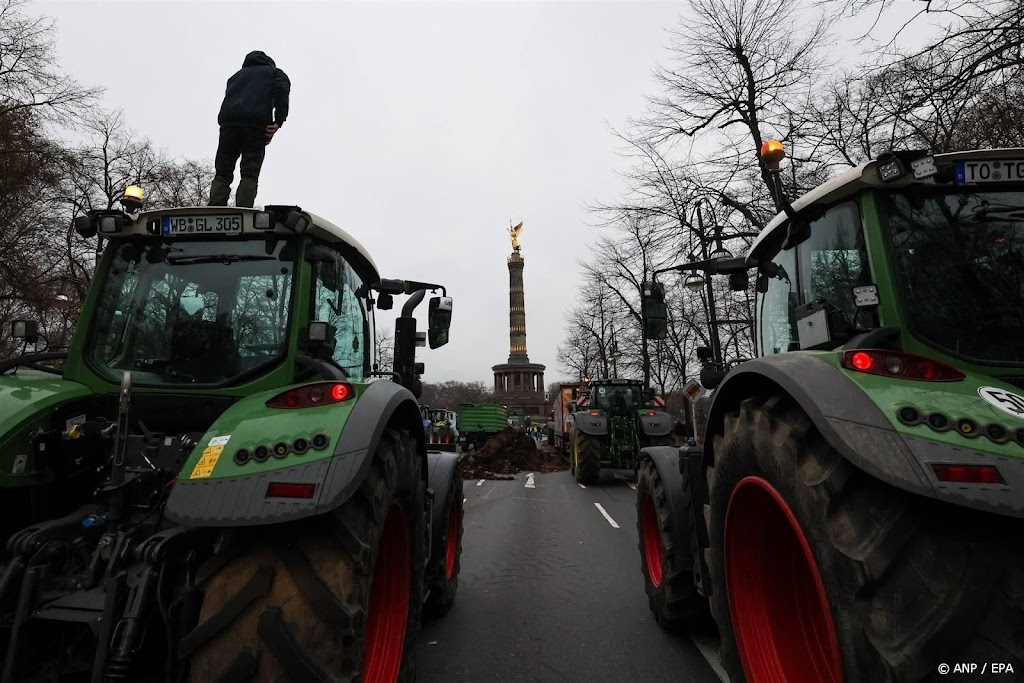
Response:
[747,148,1024,375]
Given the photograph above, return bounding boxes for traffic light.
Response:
[641,281,668,340]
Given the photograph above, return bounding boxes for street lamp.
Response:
[684,272,705,292]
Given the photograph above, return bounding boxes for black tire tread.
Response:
[574,432,601,485]
[189,427,425,683]
[423,474,464,619]
[635,457,710,631]
[707,395,1024,682]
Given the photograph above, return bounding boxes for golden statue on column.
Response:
[509,220,524,251]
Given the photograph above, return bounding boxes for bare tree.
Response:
[374,325,394,372]
[0,0,99,125]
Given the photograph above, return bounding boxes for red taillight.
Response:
[589,410,600,416]
[841,350,964,382]
[646,411,656,417]
[266,482,317,498]
[850,352,873,371]
[931,464,1005,485]
[266,382,355,409]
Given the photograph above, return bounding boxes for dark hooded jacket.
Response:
[217,51,291,128]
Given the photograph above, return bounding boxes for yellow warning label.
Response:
[189,444,224,479]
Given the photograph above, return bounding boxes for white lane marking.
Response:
[463,498,467,504]
[594,502,620,529]
[525,473,536,489]
[578,483,586,489]
[477,479,485,487]
[627,482,637,490]
[691,635,728,682]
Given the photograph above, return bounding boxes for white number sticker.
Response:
[978,386,1024,420]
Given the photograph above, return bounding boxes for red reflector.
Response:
[647,411,656,417]
[267,382,355,409]
[850,352,873,371]
[589,410,600,416]
[266,482,317,498]
[931,464,1005,485]
[841,350,965,382]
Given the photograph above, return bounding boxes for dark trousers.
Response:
[209,126,267,208]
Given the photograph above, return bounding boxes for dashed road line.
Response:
[578,483,586,489]
[593,502,620,529]
[477,479,485,487]
[627,482,636,490]
[525,473,536,488]
[691,635,728,682]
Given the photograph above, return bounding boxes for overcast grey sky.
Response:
[39,0,920,385]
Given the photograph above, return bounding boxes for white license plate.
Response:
[161,215,242,236]
[955,160,1024,184]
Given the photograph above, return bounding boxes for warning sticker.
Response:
[189,436,230,479]
[978,387,1024,421]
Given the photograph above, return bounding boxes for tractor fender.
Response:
[640,446,694,567]
[573,412,608,436]
[425,449,462,582]
[638,410,673,437]
[165,380,425,527]
[705,354,1024,519]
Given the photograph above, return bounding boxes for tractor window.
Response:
[310,244,370,377]
[883,190,1024,364]
[86,238,297,386]
[796,201,869,327]
[757,246,798,355]
[591,385,640,411]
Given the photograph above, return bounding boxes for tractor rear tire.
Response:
[187,427,425,683]
[574,432,601,485]
[707,395,1024,682]
[636,457,710,632]
[423,474,464,620]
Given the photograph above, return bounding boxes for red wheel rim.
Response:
[444,504,459,579]
[725,476,843,683]
[641,495,663,587]
[363,503,410,683]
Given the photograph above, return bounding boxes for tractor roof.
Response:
[746,147,1024,265]
[120,205,380,280]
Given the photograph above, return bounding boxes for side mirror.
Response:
[428,296,453,349]
[73,215,96,238]
[11,320,38,344]
[696,346,713,363]
[641,281,668,340]
[302,321,337,359]
[728,270,749,291]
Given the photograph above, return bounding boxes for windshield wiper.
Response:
[165,254,277,265]
[971,204,1024,221]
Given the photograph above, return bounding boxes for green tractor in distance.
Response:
[0,196,464,681]
[638,144,1024,681]
[570,378,674,484]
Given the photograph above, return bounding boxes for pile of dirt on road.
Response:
[460,428,568,480]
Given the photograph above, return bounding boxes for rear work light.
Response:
[266,382,354,409]
[931,464,1005,485]
[266,482,317,498]
[841,350,965,382]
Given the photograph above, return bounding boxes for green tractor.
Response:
[0,197,465,681]
[570,378,674,484]
[638,145,1024,681]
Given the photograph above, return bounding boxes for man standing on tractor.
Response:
[208,50,291,208]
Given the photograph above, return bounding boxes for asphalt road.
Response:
[418,469,726,682]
